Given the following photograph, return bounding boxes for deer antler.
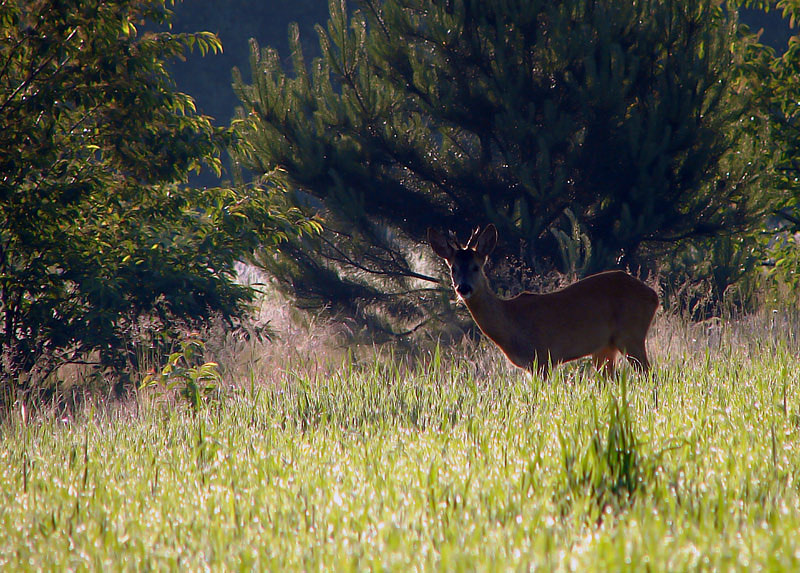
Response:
[466,226,482,249]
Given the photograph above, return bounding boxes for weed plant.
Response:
[1,310,800,570]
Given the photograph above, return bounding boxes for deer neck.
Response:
[462,280,513,348]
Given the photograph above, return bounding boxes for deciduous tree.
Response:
[0,0,314,395]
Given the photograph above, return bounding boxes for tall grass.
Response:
[1,310,800,570]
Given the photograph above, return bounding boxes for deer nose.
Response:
[456,283,473,298]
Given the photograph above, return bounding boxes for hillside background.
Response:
[166,1,327,187]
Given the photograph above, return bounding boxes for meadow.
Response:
[2,310,800,571]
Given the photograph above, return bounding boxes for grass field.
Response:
[2,311,800,570]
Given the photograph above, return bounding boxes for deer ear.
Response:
[474,224,497,257]
[428,228,455,261]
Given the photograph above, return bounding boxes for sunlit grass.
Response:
[2,313,800,570]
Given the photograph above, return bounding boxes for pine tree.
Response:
[232,0,774,332]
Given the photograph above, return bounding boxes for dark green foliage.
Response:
[0,0,313,395]
[742,1,800,294]
[232,0,775,330]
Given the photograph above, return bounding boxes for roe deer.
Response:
[428,224,659,378]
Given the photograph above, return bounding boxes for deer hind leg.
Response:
[592,346,620,377]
